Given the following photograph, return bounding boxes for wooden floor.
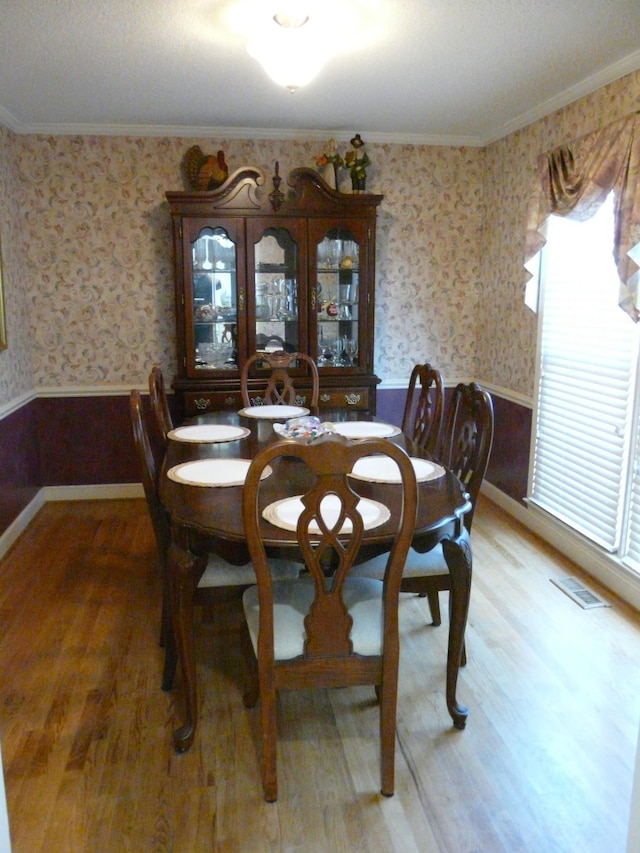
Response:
[0,496,639,852]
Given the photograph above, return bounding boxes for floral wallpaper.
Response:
[0,67,639,409]
[0,125,33,405]
[479,69,640,396]
[4,135,484,395]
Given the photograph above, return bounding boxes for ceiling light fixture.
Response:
[273,10,309,28]
[247,4,325,93]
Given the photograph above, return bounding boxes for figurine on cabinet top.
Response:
[183,146,229,191]
[345,134,370,192]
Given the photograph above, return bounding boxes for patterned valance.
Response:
[525,112,640,321]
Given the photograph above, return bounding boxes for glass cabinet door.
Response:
[252,226,301,354]
[190,225,238,370]
[315,227,361,368]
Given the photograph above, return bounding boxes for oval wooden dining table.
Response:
[159,408,473,753]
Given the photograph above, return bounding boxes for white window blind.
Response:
[530,195,639,551]
[624,412,640,570]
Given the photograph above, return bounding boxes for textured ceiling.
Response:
[1,0,640,145]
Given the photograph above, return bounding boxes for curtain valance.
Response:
[525,112,640,321]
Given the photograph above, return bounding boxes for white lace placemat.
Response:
[238,405,309,420]
[167,424,250,443]
[263,494,390,533]
[167,458,271,487]
[349,456,446,483]
[329,421,401,439]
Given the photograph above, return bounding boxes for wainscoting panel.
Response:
[0,399,40,535]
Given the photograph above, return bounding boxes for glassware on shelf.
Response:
[193,239,207,270]
[340,240,359,269]
[284,279,297,318]
[317,240,330,269]
[328,240,342,268]
[317,326,338,365]
[337,336,358,366]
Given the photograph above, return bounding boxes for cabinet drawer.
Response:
[318,387,370,411]
[183,390,243,416]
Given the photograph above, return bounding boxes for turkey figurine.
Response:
[183,146,229,191]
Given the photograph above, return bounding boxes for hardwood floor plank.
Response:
[0,497,639,851]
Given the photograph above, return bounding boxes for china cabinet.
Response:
[166,165,383,418]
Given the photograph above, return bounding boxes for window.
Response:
[529,193,640,570]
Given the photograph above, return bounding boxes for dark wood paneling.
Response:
[36,396,138,486]
[0,400,40,533]
[0,389,531,541]
[484,394,531,504]
[376,388,405,426]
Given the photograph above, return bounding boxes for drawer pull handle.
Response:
[224,396,235,406]
[320,394,331,403]
[194,397,211,410]
[345,393,361,406]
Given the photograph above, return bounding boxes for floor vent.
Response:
[550,576,610,609]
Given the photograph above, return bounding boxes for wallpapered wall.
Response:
[0,68,639,409]
[0,126,33,404]
[479,69,640,395]
[1,136,485,400]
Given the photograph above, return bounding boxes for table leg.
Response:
[168,533,206,753]
[442,530,472,730]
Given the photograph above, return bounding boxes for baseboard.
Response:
[0,490,45,561]
[482,481,640,612]
[41,483,143,501]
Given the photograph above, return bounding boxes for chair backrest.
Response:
[401,363,445,456]
[242,432,418,663]
[130,388,169,559]
[240,350,319,413]
[149,365,173,451]
[437,382,494,532]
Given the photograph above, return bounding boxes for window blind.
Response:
[624,413,640,570]
[530,196,639,551]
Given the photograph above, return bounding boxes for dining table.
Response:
[159,406,473,753]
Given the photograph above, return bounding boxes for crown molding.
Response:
[3,48,639,147]
[484,49,640,144]
[1,120,485,148]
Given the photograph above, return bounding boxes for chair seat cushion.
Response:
[349,544,448,580]
[198,555,299,588]
[243,575,385,660]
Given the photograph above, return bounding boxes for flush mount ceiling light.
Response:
[273,7,309,28]
[223,0,387,93]
[247,7,324,92]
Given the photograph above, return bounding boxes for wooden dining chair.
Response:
[240,350,319,414]
[129,389,298,692]
[401,362,445,457]
[353,382,494,643]
[148,365,173,450]
[241,432,418,801]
